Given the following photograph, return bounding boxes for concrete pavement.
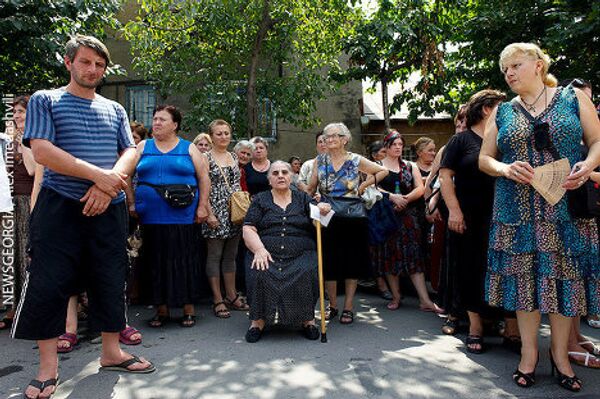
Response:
[2,293,600,399]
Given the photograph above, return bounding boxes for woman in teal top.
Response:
[480,43,600,392]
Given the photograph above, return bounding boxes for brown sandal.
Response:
[213,302,231,318]
[225,294,249,311]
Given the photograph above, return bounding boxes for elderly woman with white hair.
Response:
[306,123,388,324]
[479,42,600,391]
[243,160,330,343]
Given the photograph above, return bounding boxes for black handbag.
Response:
[367,192,398,244]
[567,145,600,218]
[321,194,367,219]
[138,182,197,208]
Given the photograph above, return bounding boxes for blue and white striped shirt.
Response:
[23,88,134,202]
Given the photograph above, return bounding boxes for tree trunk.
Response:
[246,0,272,138]
[381,76,391,131]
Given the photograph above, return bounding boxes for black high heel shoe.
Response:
[549,349,582,392]
[512,354,539,388]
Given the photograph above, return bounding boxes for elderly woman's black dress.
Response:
[244,190,318,325]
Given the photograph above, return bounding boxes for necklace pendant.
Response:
[527,105,536,113]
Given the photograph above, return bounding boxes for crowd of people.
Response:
[1,35,600,398]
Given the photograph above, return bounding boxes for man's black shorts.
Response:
[11,188,128,340]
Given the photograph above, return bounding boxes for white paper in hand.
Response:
[309,203,334,227]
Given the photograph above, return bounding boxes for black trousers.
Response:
[11,188,128,340]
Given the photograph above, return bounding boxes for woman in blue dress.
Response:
[479,43,600,391]
[132,105,210,328]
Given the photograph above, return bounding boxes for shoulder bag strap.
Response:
[213,153,233,191]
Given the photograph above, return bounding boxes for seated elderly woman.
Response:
[242,160,329,343]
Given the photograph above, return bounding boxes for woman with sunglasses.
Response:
[242,161,327,342]
[479,43,600,392]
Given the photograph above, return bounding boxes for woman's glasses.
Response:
[271,170,290,176]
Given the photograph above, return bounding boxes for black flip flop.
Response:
[100,355,156,374]
[24,376,60,399]
[180,314,196,328]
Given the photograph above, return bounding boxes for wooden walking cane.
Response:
[315,219,327,342]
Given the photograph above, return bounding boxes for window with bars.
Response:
[257,97,277,138]
[126,85,156,128]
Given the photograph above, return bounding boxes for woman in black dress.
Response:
[244,136,271,196]
[242,161,328,342]
[439,89,518,353]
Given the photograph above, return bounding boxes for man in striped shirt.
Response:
[12,35,154,399]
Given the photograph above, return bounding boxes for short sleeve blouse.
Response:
[316,152,362,198]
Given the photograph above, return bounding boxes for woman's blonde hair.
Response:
[412,137,434,155]
[193,132,212,145]
[207,119,232,135]
[499,43,557,87]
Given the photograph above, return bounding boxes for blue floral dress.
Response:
[486,86,600,316]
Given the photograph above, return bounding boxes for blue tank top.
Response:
[135,138,199,224]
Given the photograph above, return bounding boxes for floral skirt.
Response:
[486,217,600,317]
[370,206,424,276]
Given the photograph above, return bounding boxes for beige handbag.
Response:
[229,190,251,224]
[215,156,251,225]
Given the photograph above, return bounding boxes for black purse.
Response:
[138,182,197,208]
[322,194,367,219]
[321,154,367,219]
[567,145,600,218]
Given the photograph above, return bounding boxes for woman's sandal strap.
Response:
[513,369,535,387]
[340,310,354,324]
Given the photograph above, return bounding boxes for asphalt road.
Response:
[2,293,600,399]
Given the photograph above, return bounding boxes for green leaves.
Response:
[339,0,599,126]
[123,0,355,137]
[337,0,458,126]
[0,0,122,94]
[444,0,599,109]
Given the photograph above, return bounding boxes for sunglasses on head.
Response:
[533,121,551,151]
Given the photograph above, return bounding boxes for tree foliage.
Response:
[123,0,356,137]
[0,0,122,95]
[445,0,600,105]
[338,0,599,125]
[336,0,463,126]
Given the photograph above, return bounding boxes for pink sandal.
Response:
[119,326,142,345]
[387,301,401,310]
[57,332,78,353]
